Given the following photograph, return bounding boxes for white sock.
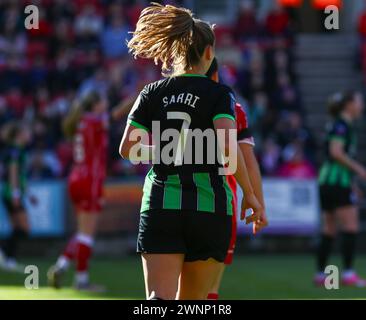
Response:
[56,256,70,271]
[76,233,94,247]
[76,271,89,285]
[74,234,93,285]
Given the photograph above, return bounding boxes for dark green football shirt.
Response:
[318,118,356,188]
[2,144,27,200]
[128,74,236,215]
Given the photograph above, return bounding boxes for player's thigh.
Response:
[178,258,224,300]
[6,199,29,232]
[11,211,29,232]
[141,253,184,300]
[321,211,337,236]
[77,212,99,236]
[336,205,359,232]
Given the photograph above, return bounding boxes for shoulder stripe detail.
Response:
[128,120,150,132]
[213,114,235,122]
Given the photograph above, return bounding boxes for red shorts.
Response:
[224,187,238,265]
[68,170,104,213]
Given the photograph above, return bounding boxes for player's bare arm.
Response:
[240,143,268,234]
[213,117,263,228]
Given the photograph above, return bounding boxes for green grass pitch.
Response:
[1,254,366,299]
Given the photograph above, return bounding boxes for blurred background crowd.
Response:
[0,0,350,182]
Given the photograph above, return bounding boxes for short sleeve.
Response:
[127,86,151,132]
[212,86,236,122]
[235,103,255,146]
[329,120,348,143]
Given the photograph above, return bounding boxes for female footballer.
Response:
[205,58,267,300]
[48,91,108,292]
[0,122,32,271]
[119,3,264,300]
[315,91,366,287]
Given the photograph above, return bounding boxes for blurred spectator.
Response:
[359,10,366,38]
[265,3,290,36]
[233,0,261,41]
[260,137,281,176]
[6,87,28,118]
[48,19,75,59]
[0,55,25,91]
[48,0,75,22]
[216,33,243,69]
[0,12,27,63]
[27,55,48,90]
[0,96,10,126]
[272,72,301,112]
[29,150,55,179]
[276,111,315,154]
[126,0,147,27]
[247,91,268,144]
[49,48,77,93]
[74,4,103,49]
[277,142,316,178]
[357,9,366,84]
[100,13,130,59]
[237,47,267,101]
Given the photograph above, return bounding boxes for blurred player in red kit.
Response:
[48,91,108,292]
[206,58,268,300]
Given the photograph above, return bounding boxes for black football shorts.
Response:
[319,185,357,212]
[137,209,232,263]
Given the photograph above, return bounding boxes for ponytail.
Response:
[205,57,218,78]
[128,2,215,76]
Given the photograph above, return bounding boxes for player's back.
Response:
[319,117,356,188]
[130,75,235,175]
[128,75,236,214]
[71,113,108,179]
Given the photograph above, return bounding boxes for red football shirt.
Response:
[226,102,255,210]
[71,112,108,182]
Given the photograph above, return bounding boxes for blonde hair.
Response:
[127,2,215,76]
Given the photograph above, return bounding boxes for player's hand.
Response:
[253,209,269,235]
[241,193,264,227]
